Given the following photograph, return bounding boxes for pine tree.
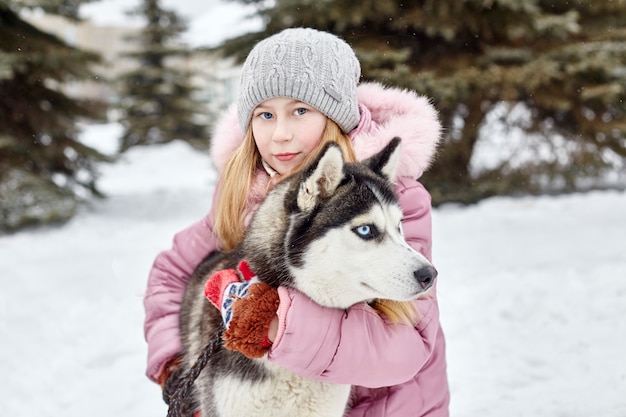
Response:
[0,0,108,232]
[118,0,208,152]
[218,0,626,204]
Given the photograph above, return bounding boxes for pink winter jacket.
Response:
[144,82,450,416]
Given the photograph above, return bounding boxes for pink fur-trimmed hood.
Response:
[351,82,441,179]
[210,82,441,179]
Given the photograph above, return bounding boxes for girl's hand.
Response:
[204,261,280,358]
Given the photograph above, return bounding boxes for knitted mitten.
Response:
[204,261,280,358]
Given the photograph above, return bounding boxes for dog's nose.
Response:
[414,266,438,289]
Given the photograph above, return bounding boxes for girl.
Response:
[144,27,450,416]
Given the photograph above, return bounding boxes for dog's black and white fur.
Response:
[179,138,437,417]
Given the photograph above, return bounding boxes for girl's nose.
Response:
[272,119,293,142]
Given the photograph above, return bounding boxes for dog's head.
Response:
[245,138,437,309]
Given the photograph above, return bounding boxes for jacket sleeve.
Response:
[143,211,218,382]
[268,178,440,387]
[396,177,433,261]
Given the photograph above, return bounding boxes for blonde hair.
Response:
[212,118,417,325]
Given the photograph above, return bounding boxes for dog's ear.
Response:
[297,143,345,212]
[364,137,401,182]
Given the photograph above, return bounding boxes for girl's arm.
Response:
[396,178,433,261]
[267,179,439,387]
[143,212,218,382]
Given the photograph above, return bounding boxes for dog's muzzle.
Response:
[414,266,438,290]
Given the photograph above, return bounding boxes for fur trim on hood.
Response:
[210,82,441,180]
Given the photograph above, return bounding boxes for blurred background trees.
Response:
[0,0,108,232]
[1,0,625,232]
[1,0,209,232]
[218,0,626,204]
[117,0,208,152]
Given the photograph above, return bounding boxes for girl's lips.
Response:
[274,153,299,162]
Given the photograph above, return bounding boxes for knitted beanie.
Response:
[237,28,361,133]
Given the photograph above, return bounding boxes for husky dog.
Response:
[179,138,437,417]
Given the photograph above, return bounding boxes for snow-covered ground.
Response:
[1,124,625,417]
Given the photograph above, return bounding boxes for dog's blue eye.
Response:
[353,224,378,240]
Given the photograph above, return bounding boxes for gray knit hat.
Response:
[237,28,361,133]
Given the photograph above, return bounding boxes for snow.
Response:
[1,123,625,416]
[435,194,626,416]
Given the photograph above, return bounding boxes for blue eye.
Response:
[295,108,307,116]
[353,224,378,240]
[260,112,273,120]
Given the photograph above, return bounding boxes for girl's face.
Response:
[251,97,327,175]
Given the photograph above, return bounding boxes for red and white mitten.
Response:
[204,261,280,358]
[204,262,258,329]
